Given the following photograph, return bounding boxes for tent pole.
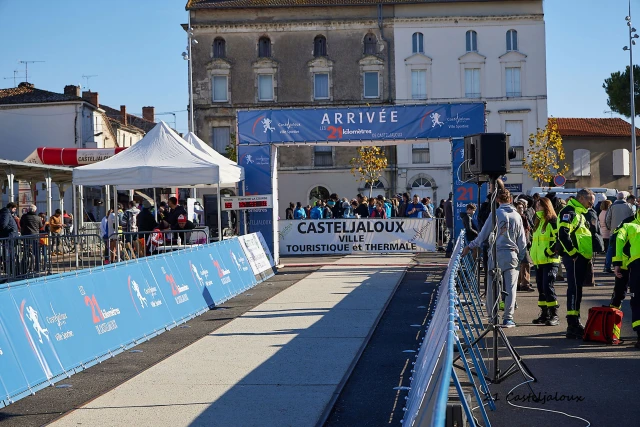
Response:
[217,181,222,242]
[153,188,157,222]
[114,187,120,262]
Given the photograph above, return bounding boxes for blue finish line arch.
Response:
[236,103,485,262]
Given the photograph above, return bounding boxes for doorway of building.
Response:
[410,177,433,200]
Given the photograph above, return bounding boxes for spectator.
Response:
[628,194,637,214]
[20,204,40,236]
[516,201,535,292]
[444,192,454,257]
[605,192,634,272]
[100,209,113,263]
[38,212,48,232]
[321,201,333,219]
[0,202,19,238]
[342,201,354,218]
[166,197,187,228]
[421,197,433,218]
[356,195,370,218]
[377,195,392,218]
[122,201,140,233]
[49,209,64,255]
[406,195,425,218]
[460,203,478,243]
[368,197,376,216]
[172,214,195,245]
[304,204,311,219]
[310,202,324,219]
[371,201,388,218]
[137,200,157,233]
[398,193,410,218]
[424,197,434,217]
[600,200,612,272]
[285,202,294,220]
[293,202,306,219]
[435,199,446,250]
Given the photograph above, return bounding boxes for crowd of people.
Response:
[461,183,640,350]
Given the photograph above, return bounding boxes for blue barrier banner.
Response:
[238,145,274,256]
[237,103,485,145]
[452,138,487,238]
[0,234,267,408]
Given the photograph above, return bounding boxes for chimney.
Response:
[142,106,155,123]
[64,85,81,97]
[18,82,34,89]
[120,105,128,126]
[82,91,99,108]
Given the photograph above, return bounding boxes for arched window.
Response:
[466,30,478,52]
[314,35,327,57]
[411,177,432,189]
[365,180,385,198]
[365,180,385,190]
[412,32,424,54]
[410,177,433,200]
[506,29,518,51]
[309,186,330,205]
[213,37,226,58]
[364,33,377,55]
[573,149,591,177]
[258,36,271,57]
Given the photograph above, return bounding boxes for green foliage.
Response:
[225,134,237,162]
[603,65,640,118]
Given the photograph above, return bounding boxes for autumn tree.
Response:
[603,65,640,118]
[225,134,237,162]
[349,146,388,198]
[522,118,569,185]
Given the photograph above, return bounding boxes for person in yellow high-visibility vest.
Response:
[612,212,640,350]
[530,197,561,326]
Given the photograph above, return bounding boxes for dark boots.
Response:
[545,306,560,326]
[532,306,549,324]
[566,315,584,339]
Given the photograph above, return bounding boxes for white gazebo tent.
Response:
[72,121,243,241]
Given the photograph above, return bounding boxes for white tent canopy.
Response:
[72,122,243,189]
[184,132,244,181]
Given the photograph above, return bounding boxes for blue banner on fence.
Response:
[237,104,485,145]
[238,145,274,256]
[451,138,488,238]
[0,235,266,408]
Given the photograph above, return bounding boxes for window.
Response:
[309,186,330,205]
[212,76,228,102]
[466,30,477,52]
[411,70,427,100]
[211,127,230,153]
[464,68,480,98]
[314,73,329,100]
[258,36,271,57]
[363,71,379,98]
[412,143,430,164]
[364,33,377,55]
[506,67,521,97]
[314,146,333,166]
[314,35,327,57]
[258,74,274,101]
[506,30,518,51]
[505,120,524,161]
[213,37,226,58]
[613,148,631,176]
[412,32,424,54]
[411,177,432,189]
[573,149,591,177]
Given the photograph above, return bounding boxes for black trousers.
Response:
[620,260,640,332]
[562,255,590,317]
[535,263,558,307]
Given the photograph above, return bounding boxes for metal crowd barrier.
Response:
[107,229,210,263]
[0,233,105,283]
[402,232,495,427]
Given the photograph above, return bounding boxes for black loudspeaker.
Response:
[464,133,512,177]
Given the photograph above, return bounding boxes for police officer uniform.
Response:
[530,211,561,326]
[557,198,593,339]
[612,214,640,349]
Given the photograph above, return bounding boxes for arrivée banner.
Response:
[237,104,484,145]
[278,219,436,255]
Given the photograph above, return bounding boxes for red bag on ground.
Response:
[583,306,624,345]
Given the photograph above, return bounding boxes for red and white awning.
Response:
[24,148,127,166]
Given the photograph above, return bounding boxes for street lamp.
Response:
[183,13,198,134]
[624,4,640,196]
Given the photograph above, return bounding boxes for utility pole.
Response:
[82,75,98,91]
[624,1,639,196]
[18,60,45,83]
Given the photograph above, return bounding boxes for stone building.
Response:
[186,0,397,210]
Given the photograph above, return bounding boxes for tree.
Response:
[603,65,640,118]
[349,146,388,198]
[522,118,569,186]
[225,134,237,162]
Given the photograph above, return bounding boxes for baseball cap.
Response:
[178,214,187,224]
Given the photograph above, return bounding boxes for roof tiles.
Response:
[555,118,640,138]
[187,0,511,9]
[0,84,82,105]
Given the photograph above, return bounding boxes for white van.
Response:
[527,187,618,202]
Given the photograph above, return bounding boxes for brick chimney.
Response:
[18,82,34,89]
[82,91,99,108]
[64,85,81,97]
[120,105,128,126]
[142,106,155,122]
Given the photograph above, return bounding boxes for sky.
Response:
[0,0,637,135]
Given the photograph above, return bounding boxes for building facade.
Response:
[556,118,640,192]
[393,0,547,201]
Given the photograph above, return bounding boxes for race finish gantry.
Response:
[235,103,486,264]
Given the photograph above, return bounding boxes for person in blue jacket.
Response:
[406,195,426,218]
[310,202,324,219]
[293,202,306,219]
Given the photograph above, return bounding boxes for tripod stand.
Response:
[469,177,537,389]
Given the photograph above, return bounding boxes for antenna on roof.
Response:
[604,110,615,118]
[82,75,98,90]
[18,60,45,83]
[2,70,25,88]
